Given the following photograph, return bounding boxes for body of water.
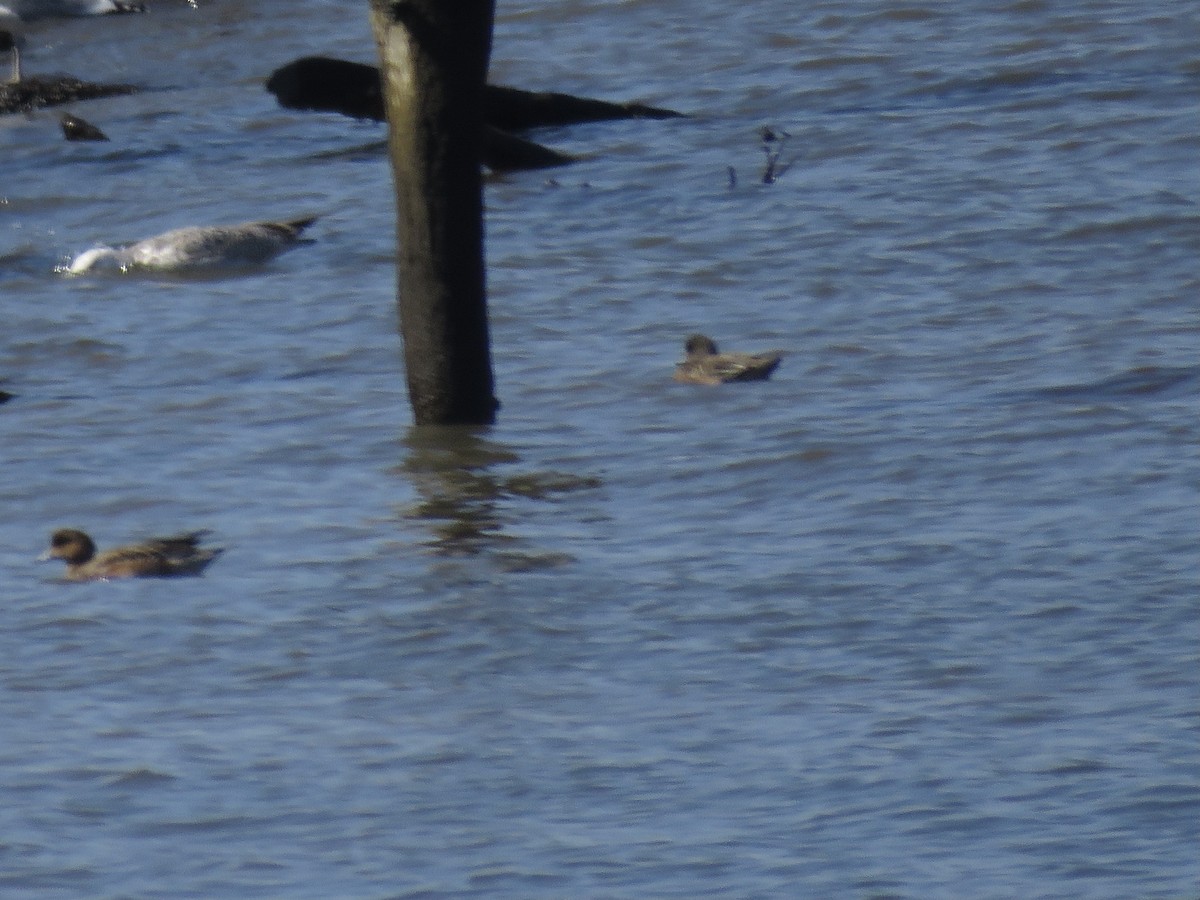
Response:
[1,0,1197,896]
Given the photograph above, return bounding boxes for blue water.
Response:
[2,0,1198,896]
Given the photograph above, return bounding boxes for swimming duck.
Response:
[65,217,317,274]
[39,528,223,580]
[673,334,783,385]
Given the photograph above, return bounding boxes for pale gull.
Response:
[10,0,144,19]
[0,4,23,83]
[65,216,318,274]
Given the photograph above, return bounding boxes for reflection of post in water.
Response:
[395,426,600,564]
[397,426,517,554]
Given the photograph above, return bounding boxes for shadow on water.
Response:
[392,425,601,570]
[1034,365,1200,402]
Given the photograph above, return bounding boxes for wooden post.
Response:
[370,0,498,425]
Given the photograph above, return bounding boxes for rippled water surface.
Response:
[2,1,1198,897]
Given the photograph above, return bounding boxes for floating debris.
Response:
[59,110,108,140]
[0,74,136,114]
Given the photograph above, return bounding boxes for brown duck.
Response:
[673,334,783,385]
[39,528,223,581]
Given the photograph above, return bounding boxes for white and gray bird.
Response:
[2,0,149,83]
[0,4,24,83]
[65,217,318,275]
[9,0,144,19]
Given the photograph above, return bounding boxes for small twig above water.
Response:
[759,125,793,184]
[726,125,796,188]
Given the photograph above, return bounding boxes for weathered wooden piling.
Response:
[370,0,498,425]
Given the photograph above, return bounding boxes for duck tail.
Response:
[171,546,223,576]
[146,530,214,557]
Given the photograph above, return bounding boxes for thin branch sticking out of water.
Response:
[727,126,796,188]
[759,126,793,184]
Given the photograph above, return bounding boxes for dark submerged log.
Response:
[482,124,572,170]
[266,55,683,130]
[1,75,136,115]
[484,83,684,132]
[266,55,571,171]
[267,56,385,120]
[265,55,681,169]
[370,0,498,425]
